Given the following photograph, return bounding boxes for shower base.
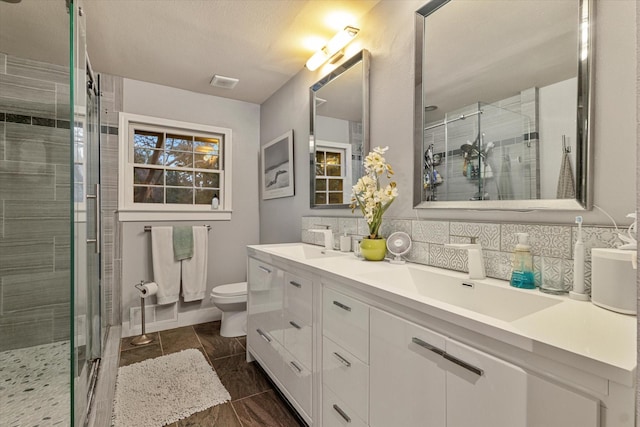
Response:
[0,341,70,426]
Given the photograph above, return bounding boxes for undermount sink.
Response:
[263,244,348,260]
[358,266,562,322]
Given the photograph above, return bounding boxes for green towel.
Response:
[173,226,194,260]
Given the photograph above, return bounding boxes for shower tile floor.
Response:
[0,341,70,427]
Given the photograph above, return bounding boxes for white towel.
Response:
[181,226,209,302]
[151,227,181,305]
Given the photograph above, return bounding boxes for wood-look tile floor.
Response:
[118,321,305,427]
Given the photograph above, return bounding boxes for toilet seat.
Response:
[211,282,247,298]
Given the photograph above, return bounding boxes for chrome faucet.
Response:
[446,236,486,280]
[309,225,334,253]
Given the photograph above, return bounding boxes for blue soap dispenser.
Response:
[510,232,535,289]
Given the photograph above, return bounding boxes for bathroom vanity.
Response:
[246,243,636,427]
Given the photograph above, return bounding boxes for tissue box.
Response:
[591,248,637,315]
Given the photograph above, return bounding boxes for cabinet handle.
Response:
[411,337,445,357]
[289,360,303,373]
[333,404,351,423]
[443,352,484,377]
[332,352,351,367]
[289,320,302,330]
[256,328,272,343]
[289,280,302,288]
[258,265,272,274]
[333,300,352,312]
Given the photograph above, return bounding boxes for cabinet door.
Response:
[445,338,527,427]
[284,271,312,324]
[247,258,284,344]
[370,308,446,427]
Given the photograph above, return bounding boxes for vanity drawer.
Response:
[284,271,313,324]
[283,310,312,369]
[247,324,283,383]
[280,348,312,418]
[323,385,367,427]
[322,336,369,423]
[323,287,369,363]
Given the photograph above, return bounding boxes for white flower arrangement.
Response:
[350,146,398,239]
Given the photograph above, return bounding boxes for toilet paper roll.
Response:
[138,282,158,299]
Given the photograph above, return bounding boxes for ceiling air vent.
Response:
[210,75,239,89]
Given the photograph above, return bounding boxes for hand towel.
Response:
[181,226,209,302]
[151,227,181,304]
[173,226,194,260]
[497,155,514,200]
[556,152,576,199]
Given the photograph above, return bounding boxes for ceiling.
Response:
[0,0,380,104]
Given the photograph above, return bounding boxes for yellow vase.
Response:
[360,238,387,261]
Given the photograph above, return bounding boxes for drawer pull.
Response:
[258,265,272,274]
[333,404,351,423]
[289,320,302,330]
[289,280,302,288]
[333,300,352,312]
[256,328,272,343]
[443,353,484,377]
[411,337,445,357]
[332,352,352,368]
[289,360,303,373]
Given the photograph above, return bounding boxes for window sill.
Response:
[117,209,232,222]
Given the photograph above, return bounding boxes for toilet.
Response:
[210,282,248,338]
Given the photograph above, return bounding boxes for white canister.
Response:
[591,248,637,315]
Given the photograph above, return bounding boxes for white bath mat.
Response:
[112,348,230,427]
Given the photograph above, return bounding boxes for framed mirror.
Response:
[310,49,370,208]
[413,0,594,210]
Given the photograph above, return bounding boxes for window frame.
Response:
[118,113,232,221]
[314,140,353,205]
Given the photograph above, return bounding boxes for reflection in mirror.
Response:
[310,49,370,208]
[413,0,594,210]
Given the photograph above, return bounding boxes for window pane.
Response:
[166,134,192,152]
[134,168,164,185]
[134,148,164,165]
[166,150,193,168]
[328,193,343,204]
[134,186,164,203]
[134,130,163,150]
[326,165,341,177]
[195,189,217,205]
[316,163,325,176]
[166,170,193,186]
[195,172,219,188]
[328,179,343,191]
[326,152,342,165]
[315,193,326,205]
[315,179,326,191]
[194,153,218,170]
[166,187,193,204]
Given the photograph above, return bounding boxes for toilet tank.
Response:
[590,248,637,315]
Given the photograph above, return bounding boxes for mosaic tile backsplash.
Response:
[302,216,625,294]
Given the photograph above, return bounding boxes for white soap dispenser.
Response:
[211,195,219,210]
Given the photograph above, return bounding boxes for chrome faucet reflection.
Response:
[446,236,486,280]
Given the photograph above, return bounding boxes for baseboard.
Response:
[121,306,222,338]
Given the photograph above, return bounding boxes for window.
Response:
[314,141,352,205]
[119,113,232,221]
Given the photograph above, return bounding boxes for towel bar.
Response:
[144,225,211,232]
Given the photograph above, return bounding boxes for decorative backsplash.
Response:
[302,216,622,294]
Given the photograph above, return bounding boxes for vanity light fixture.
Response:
[305,26,360,71]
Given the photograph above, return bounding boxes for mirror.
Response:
[310,49,370,208]
[413,0,594,210]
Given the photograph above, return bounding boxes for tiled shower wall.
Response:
[0,53,72,351]
[302,216,622,293]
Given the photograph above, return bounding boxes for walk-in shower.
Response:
[0,1,106,425]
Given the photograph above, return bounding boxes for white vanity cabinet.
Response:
[370,308,600,427]
[247,257,313,424]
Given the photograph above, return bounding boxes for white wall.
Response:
[120,78,260,334]
[260,0,637,244]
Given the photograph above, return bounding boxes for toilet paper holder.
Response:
[131,280,154,346]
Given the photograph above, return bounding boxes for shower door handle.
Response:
[86,184,100,254]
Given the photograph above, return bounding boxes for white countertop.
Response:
[248,243,637,387]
